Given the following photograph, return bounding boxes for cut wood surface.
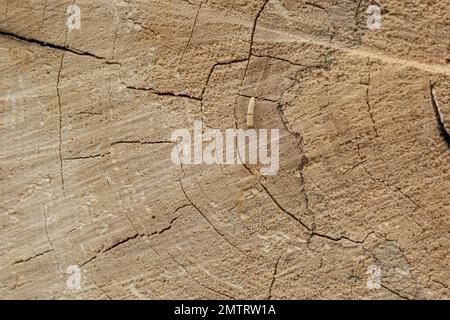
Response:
[0,0,448,299]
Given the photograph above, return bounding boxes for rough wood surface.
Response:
[0,0,449,299]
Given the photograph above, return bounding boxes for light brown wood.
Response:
[0,0,448,300]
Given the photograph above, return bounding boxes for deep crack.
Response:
[430,81,450,148]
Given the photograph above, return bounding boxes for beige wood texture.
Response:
[0,0,449,299]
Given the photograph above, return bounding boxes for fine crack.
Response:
[200,58,249,123]
[80,233,141,268]
[42,0,48,28]
[118,190,143,238]
[62,153,111,161]
[239,93,278,103]
[56,51,66,196]
[381,283,410,300]
[179,2,202,63]
[55,0,76,197]
[310,230,375,244]
[126,85,202,101]
[166,251,237,299]
[267,254,282,299]
[42,204,63,282]
[262,180,374,245]
[356,142,422,210]
[101,233,140,254]
[179,178,251,258]
[243,0,271,78]
[110,140,172,146]
[157,222,180,237]
[112,22,120,60]
[13,249,53,265]
[430,278,448,289]
[120,17,159,37]
[276,102,302,143]
[260,182,310,230]
[149,212,184,237]
[201,58,255,98]
[76,111,102,116]
[304,1,327,12]
[252,53,328,69]
[342,160,366,174]
[105,174,162,255]
[365,59,379,136]
[0,29,116,62]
